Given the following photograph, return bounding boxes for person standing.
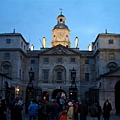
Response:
[67,102,74,120]
[0,99,7,120]
[89,102,98,120]
[73,101,78,120]
[95,102,101,120]
[13,103,23,120]
[78,99,88,120]
[28,99,38,120]
[103,99,112,120]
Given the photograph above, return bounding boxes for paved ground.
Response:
[86,114,120,120]
[22,113,120,120]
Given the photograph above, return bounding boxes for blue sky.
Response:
[0,0,120,50]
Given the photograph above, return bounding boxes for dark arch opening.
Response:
[52,89,67,100]
[115,80,120,115]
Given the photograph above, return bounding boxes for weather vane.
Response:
[60,8,62,15]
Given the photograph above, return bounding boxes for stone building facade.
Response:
[0,13,120,114]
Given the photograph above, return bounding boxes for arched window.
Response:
[107,62,118,71]
[2,61,11,76]
[52,65,66,83]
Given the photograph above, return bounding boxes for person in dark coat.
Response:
[103,99,112,120]
[13,103,23,120]
[78,99,88,120]
[0,99,7,120]
[95,102,102,120]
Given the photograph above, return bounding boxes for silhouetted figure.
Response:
[103,99,112,120]
[0,99,7,120]
[95,102,102,120]
[13,103,23,120]
[78,100,88,120]
[89,102,98,120]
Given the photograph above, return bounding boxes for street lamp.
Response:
[69,68,77,100]
[25,67,34,113]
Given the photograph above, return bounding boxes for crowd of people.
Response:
[27,97,112,120]
[0,96,112,120]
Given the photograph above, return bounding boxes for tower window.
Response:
[108,39,114,44]
[6,39,11,44]
[60,19,63,22]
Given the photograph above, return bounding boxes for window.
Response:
[57,72,62,82]
[4,53,10,59]
[19,70,21,79]
[85,60,89,64]
[3,67,9,75]
[43,71,49,80]
[2,62,11,76]
[31,60,35,64]
[85,73,89,81]
[107,62,118,71]
[21,42,23,47]
[71,58,75,63]
[108,39,114,44]
[43,58,49,63]
[6,39,11,44]
[57,58,62,63]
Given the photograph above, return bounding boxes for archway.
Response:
[52,89,67,100]
[115,80,120,115]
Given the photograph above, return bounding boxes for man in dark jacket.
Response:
[89,102,98,120]
[103,99,112,120]
[78,99,88,120]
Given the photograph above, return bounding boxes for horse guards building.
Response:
[0,12,120,114]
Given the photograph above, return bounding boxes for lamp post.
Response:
[25,67,34,113]
[69,68,77,100]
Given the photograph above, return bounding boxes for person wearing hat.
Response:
[67,102,74,120]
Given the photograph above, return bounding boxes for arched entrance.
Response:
[52,89,67,100]
[115,80,120,115]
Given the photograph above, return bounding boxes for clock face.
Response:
[58,32,64,38]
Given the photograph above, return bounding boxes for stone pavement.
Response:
[22,113,120,120]
[86,114,120,120]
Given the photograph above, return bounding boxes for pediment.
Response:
[101,67,120,77]
[39,45,79,55]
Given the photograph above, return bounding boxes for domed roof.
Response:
[57,14,65,18]
[53,23,69,30]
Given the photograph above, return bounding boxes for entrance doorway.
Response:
[52,89,66,100]
[115,80,120,115]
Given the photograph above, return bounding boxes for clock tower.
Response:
[51,12,71,47]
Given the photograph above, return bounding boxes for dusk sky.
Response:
[0,0,120,50]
